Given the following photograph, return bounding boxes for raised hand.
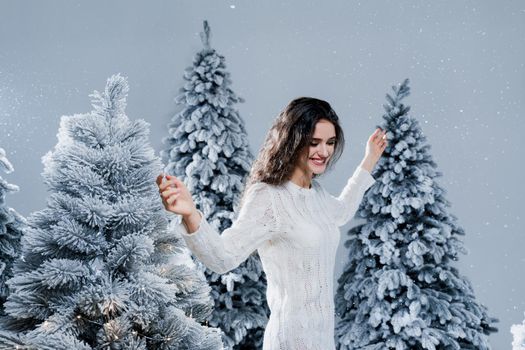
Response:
[360,127,388,173]
[156,174,197,217]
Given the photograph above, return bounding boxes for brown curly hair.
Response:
[241,97,345,204]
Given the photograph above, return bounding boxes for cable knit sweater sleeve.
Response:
[175,182,277,274]
[324,165,376,227]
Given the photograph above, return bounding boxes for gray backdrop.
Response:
[1,1,523,348]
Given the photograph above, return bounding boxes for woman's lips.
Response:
[310,158,326,166]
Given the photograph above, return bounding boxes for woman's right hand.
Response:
[360,128,388,173]
[156,174,197,217]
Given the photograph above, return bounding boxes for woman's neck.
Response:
[289,166,313,189]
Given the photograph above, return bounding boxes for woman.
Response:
[157,97,387,350]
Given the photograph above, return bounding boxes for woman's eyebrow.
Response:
[312,137,337,141]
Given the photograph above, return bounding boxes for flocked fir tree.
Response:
[0,148,25,315]
[511,314,525,350]
[335,79,498,350]
[161,21,268,349]
[0,75,223,349]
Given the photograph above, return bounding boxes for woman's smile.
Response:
[309,157,328,166]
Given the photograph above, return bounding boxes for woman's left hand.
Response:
[360,128,388,173]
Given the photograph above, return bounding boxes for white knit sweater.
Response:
[176,165,376,350]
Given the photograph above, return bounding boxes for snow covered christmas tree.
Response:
[161,21,268,349]
[512,314,525,350]
[1,75,223,349]
[335,79,498,350]
[0,148,25,315]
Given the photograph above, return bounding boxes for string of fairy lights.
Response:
[33,298,219,347]
[11,213,221,347]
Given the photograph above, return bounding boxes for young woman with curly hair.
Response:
[157,97,387,350]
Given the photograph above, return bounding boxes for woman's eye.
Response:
[310,141,336,146]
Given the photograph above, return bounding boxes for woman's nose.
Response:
[318,144,329,157]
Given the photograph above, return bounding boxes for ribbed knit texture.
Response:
[174,165,376,350]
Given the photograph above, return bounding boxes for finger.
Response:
[170,177,186,191]
[156,174,164,187]
[371,128,381,139]
[166,175,183,188]
[375,136,385,145]
[161,187,179,199]
[166,193,180,205]
[159,178,177,192]
[374,128,385,141]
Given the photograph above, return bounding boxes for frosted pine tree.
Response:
[162,21,267,349]
[1,75,222,349]
[512,314,525,350]
[335,79,497,350]
[0,148,25,315]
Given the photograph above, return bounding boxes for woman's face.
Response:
[298,119,337,176]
